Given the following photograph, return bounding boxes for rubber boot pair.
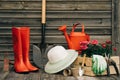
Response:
[12,27,38,73]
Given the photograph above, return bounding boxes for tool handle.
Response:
[41,24,46,46]
[82,54,86,67]
[111,60,120,76]
[41,0,46,48]
[106,63,110,76]
[42,0,46,24]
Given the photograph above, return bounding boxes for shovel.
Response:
[33,44,55,69]
[79,54,86,76]
[33,0,46,69]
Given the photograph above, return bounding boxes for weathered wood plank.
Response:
[0,54,32,61]
[0,18,111,26]
[113,0,120,56]
[0,1,111,11]
[0,11,111,19]
[26,72,41,80]
[0,34,112,51]
[0,26,112,30]
[0,10,112,13]
[0,0,112,2]
[0,65,119,80]
[117,0,120,57]
[47,1,112,11]
[0,26,112,36]
[0,44,37,52]
[0,35,111,44]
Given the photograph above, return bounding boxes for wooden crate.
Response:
[72,56,120,76]
[84,65,120,76]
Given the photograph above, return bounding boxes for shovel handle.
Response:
[42,0,46,24]
[41,0,46,48]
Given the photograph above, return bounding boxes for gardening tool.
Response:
[33,0,47,69]
[33,44,55,68]
[40,0,46,51]
[59,23,90,52]
[79,54,86,76]
[105,54,119,76]
[33,45,42,68]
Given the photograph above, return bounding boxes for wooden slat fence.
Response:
[0,0,118,63]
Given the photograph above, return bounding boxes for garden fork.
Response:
[105,53,119,76]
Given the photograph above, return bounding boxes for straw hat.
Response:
[45,46,78,73]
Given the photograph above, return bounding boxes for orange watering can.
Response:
[59,23,90,51]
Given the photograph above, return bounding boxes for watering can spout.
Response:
[58,25,73,49]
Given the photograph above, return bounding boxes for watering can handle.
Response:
[72,23,84,33]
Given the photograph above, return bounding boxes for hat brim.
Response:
[45,50,78,73]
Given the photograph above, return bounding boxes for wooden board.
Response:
[0,65,119,80]
[73,56,119,67]
[84,64,120,76]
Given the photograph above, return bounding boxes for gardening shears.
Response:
[105,53,119,76]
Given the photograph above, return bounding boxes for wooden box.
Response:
[72,56,120,76]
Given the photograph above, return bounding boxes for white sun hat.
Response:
[45,45,78,73]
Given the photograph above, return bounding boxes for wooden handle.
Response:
[82,54,86,67]
[42,0,46,23]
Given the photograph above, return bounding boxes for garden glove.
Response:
[92,55,107,75]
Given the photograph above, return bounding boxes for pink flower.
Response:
[113,48,117,51]
[91,40,98,45]
[80,45,88,50]
[101,43,106,48]
[106,40,112,44]
[80,41,89,50]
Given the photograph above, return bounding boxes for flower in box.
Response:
[80,40,116,57]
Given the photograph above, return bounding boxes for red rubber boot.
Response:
[20,27,38,71]
[12,27,29,73]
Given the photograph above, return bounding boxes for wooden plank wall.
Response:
[0,0,114,62]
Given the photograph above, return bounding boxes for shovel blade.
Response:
[33,45,43,69]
